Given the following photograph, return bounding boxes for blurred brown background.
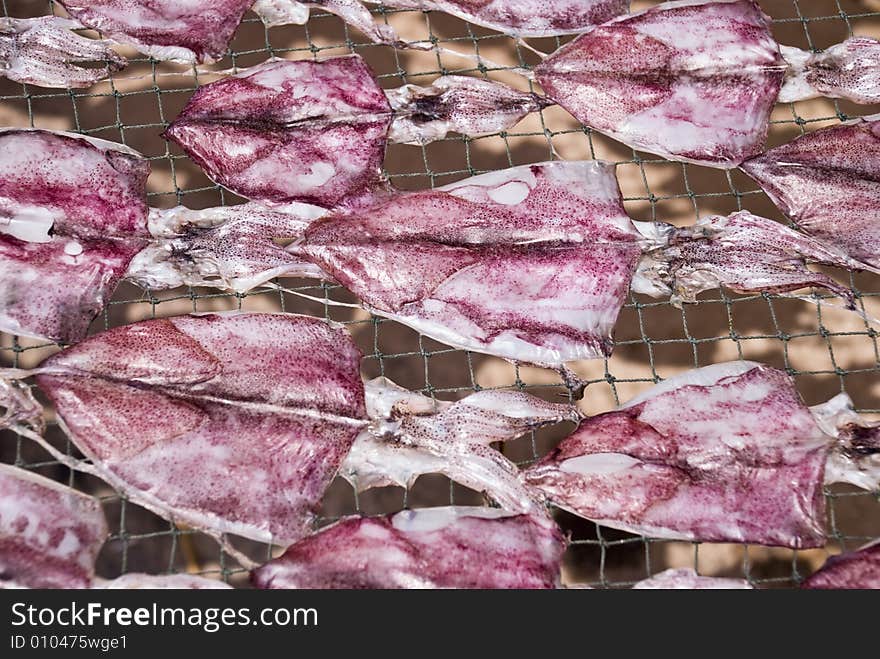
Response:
[1,0,879,587]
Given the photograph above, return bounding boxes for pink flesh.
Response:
[632,568,752,589]
[535,0,785,168]
[524,362,832,548]
[379,0,629,37]
[34,312,366,546]
[125,202,328,292]
[801,541,880,589]
[0,129,150,343]
[645,210,864,306]
[97,573,232,589]
[289,160,643,366]
[164,56,392,207]
[741,117,880,271]
[342,377,579,513]
[387,76,550,145]
[0,464,108,589]
[780,38,880,105]
[252,507,564,588]
[56,0,253,64]
[0,17,125,88]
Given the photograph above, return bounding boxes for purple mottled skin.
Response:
[33,312,366,546]
[536,0,786,168]
[164,56,392,207]
[56,0,254,64]
[0,129,150,343]
[378,0,629,37]
[0,17,125,88]
[252,507,564,589]
[0,464,108,589]
[640,210,867,306]
[741,117,880,272]
[802,541,880,589]
[524,362,836,548]
[342,377,580,513]
[289,160,643,367]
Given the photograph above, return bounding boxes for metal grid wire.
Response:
[2,0,880,588]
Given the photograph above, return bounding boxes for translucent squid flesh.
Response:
[289,160,645,367]
[2,312,367,547]
[125,202,329,292]
[801,541,880,589]
[56,0,255,64]
[132,167,864,371]
[252,0,398,45]
[289,161,863,368]
[535,0,786,168]
[741,116,880,272]
[385,75,551,145]
[523,361,880,548]
[0,463,107,589]
[163,56,393,207]
[341,377,581,513]
[0,16,125,88]
[251,506,565,589]
[634,210,866,308]
[0,129,151,344]
[535,0,880,168]
[164,57,549,204]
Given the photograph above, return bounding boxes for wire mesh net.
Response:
[1,0,880,588]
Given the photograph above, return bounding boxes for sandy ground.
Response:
[1,0,879,587]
